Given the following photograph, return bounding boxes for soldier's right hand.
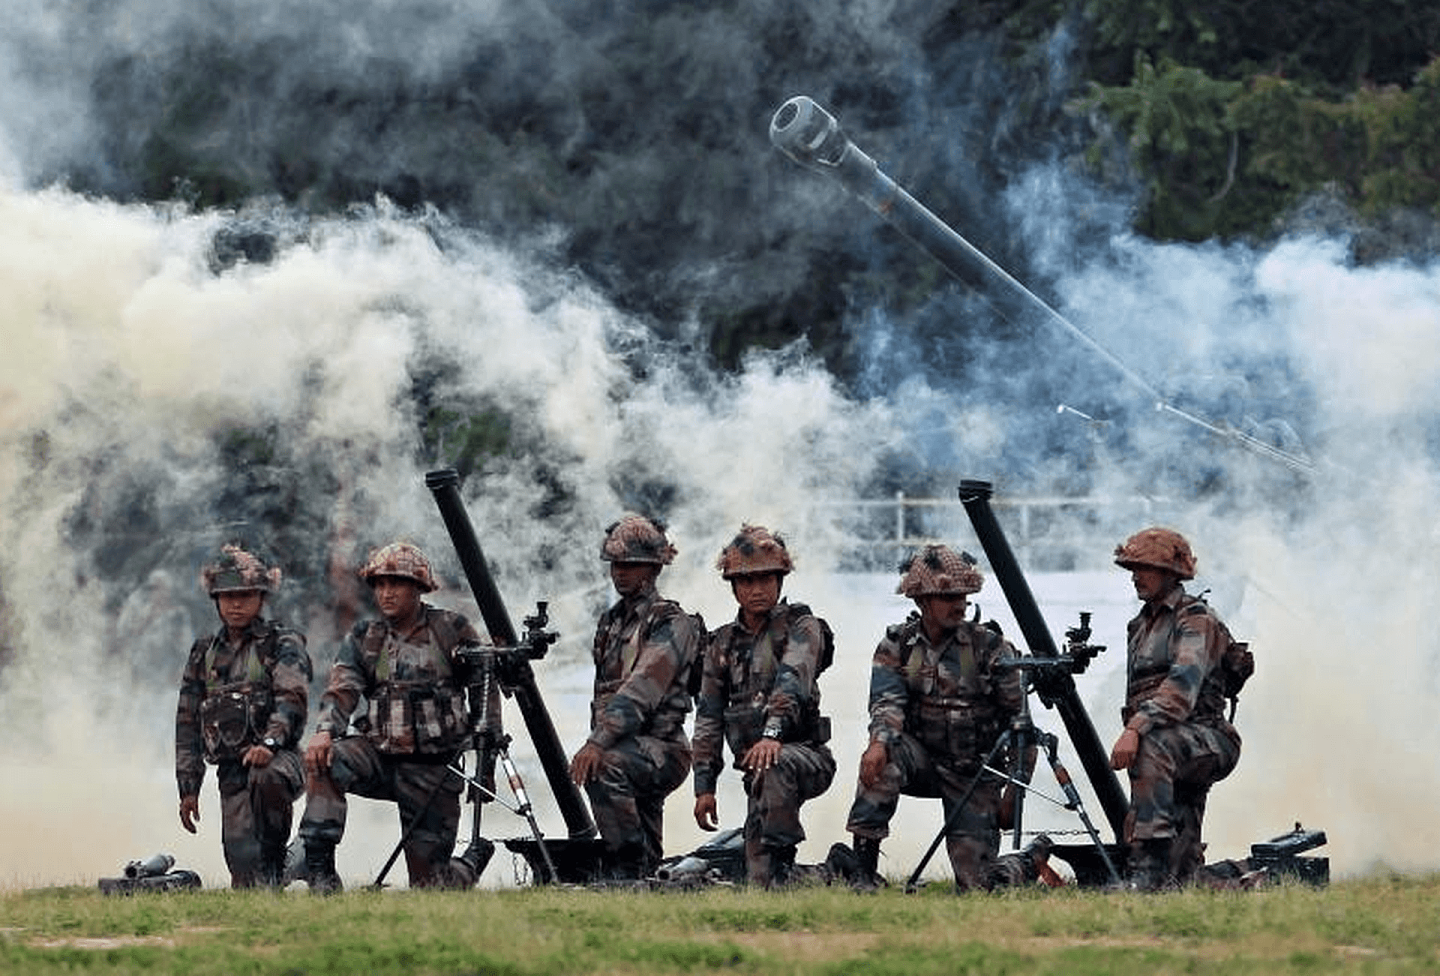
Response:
[305,731,333,782]
[179,795,200,833]
[858,741,888,789]
[693,793,719,832]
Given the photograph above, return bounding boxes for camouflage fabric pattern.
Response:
[302,605,500,888]
[1121,584,1242,880]
[599,514,677,565]
[201,544,283,595]
[845,616,1026,890]
[214,750,304,886]
[175,617,311,886]
[896,545,984,597]
[357,541,437,592]
[714,524,793,579]
[585,581,699,868]
[693,601,836,866]
[299,736,465,886]
[1114,527,1197,579]
[312,605,500,751]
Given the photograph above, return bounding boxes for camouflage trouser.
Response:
[215,750,304,887]
[583,733,691,875]
[298,736,463,887]
[845,732,1005,891]
[1124,721,1240,882]
[740,742,836,880]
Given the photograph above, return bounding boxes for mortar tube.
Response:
[957,479,1129,841]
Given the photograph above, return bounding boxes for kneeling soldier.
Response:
[692,525,836,886]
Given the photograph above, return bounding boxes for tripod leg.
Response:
[1040,735,1122,886]
[903,732,1010,892]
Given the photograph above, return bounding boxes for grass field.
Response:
[2,874,1438,975]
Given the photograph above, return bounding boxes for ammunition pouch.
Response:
[909,699,999,768]
[365,681,469,755]
[199,684,272,761]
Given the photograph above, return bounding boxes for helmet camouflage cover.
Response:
[716,524,794,579]
[201,544,282,595]
[1113,527,1196,580]
[600,514,677,565]
[897,544,983,598]
[358,541,437,592]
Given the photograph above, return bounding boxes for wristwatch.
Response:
[762,725,783,741]
[262,736,280,750]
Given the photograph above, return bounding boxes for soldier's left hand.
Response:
[569,741,603,785]
[741,738,782,773]
[1109,728,1140,770]
[242,744,274,768]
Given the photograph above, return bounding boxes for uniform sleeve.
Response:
[175,638,210,798]
[262,629,312,748]
[764,613,824,738]
[691,629,727,796]
[1128,611,1223,735]
[314,624,370,735]
[866,634,909,747]
[589,607,696,751]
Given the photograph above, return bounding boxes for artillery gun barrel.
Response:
[957,479,1129,841]
[425,469,597,840]
[769,96,1160,400]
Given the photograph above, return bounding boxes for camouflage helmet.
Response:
[600,514,677,565]
[201,544,281,596]
[1113,527,1196,580]
[716,524,794,579]
[897,545,984,598]
[358,541,437,592]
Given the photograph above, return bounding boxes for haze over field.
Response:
[1,1,1438,887]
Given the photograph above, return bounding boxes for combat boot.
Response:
[765,845,797,887]
[447,836,496,887]
[259,843,288,889]
[1020,833,1054,884]
[1125,839,1176,892]
[304,842,343,895]
[851,835,883,892]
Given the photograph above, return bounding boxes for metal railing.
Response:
[806,492,1170,572]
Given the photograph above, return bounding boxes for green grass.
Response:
[1,876,1438,975]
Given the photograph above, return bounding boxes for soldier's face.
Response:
[917,593,968,634]
[216,590,264,631]
[610,561,660,597]
[1130,567,1176,603]
[731,573,782,618]
[371,575,423,622]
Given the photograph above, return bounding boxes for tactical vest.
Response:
[356,611,470,755]
[197,624,281,762]
[591,597,702,740]
[892,615,1006,765]
[713,601,833,754]
[1126,593,1248,726]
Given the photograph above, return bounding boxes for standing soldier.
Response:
[298,542,501,891]
[845,545,1045,891]
[569,514,702,880]
[176,544,310,888]
[1110,528,1245,889]
[692,525,836,887]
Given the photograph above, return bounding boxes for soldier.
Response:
[845,545,1046,892]
[176,544,311,888]
[570,514,702,880]
[298,542,501,891]
[1110,528,1244,889]
[692,525,836,887]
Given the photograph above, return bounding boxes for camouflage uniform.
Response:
[693,599,836,883]
[845,613,1026,890]
[176,614,311,887]
[298,604,501,887]
[584,579,700,874]
[1120,586,1241,883]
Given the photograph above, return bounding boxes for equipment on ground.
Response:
[98,854,202,895]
